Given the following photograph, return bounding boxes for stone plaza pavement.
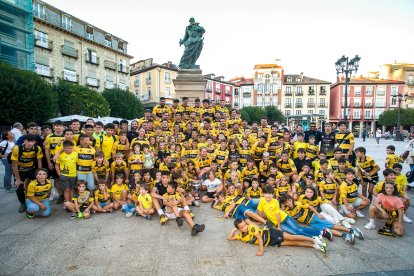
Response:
[0,138,413,276]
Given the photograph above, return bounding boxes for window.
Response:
[308,110,314,114]
[119,59,127,72]
[408,75,414,85]
[375,98,385,106]
[33,2,45,19]
[134,89,140,98]
[264,96,270,105]
[285,110,291,115]
[34,30,48,48]
[87,49,97,64]
[257,84,263,93]
[319,98,326,106]
[296,110,301,115]
[296,86,302,93]
[308,98,315,104]
[257,96,263,106]
[165,87,171,96]
[272,96,277,106]
[295,98,302,104]
[391,97,397,105]
[365,110,371,119]
[354,86,361,96]
[287,77,292,82]
[377,86,385,96]
[391,86,398,96]
[354,98,361,107]
[134,75,140,86]
[272,84,278,93]
[165,72,171,83]
[319,110,325,115]
[105,35,112,47]
[366,86,373,95]
[353,110,360,119]
[62,15,72,31]
[285,98,292,105]
[286,86,291,94]
[265,82,270,93]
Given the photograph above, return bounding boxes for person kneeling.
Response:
[25,168,52,219]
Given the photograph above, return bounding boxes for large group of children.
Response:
[1,97,411,254]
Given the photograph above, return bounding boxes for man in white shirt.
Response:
[10,122,23,143]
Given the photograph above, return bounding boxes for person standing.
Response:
[320,123,336,159]
[362,129,366,142]
[304,122,322,145]
[375,128,382,147]
[10,122,23,143]
[0,131,15,192]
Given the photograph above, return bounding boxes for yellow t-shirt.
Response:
[75,146,95,173]
[339,180,359,205]
[56,151,78,177]
[11,145,43,172]
[111,183,128,199]
[101,135,116,160]
[138,193,153,209]
[385,153,401,169]
[257,197,287,226]
[94,188,112,203]
[26,179,51,201]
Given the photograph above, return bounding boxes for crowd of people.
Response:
[0,97,412,255]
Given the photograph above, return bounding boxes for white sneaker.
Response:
[313,243,326,253]
[342,219,352,229]
[193,201,200,207]
[364,222,376,230]
[345,218,355,224]
[403,214,413,223]
[314,235,327,247]
[356,210,365,218]
[125,212,133,218]
[338,208,345,214]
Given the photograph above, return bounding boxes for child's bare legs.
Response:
[201,195,214,203]
[186,194,195,205]
[63,188,72,203]
[179,209,195,228]
[113,200,122,210]
[393,221,404,236]
[281,240,313,247]
[65,201,76,212]
[83,209,91,219]
[361,182,367,197]
[245,211,267,224]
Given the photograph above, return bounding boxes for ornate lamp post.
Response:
[335,55,361,122]
[392,93,408,141]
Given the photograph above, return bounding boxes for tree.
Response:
[55,79,110,117]
[378,108,414,127]
[0,62,57,125]
[102,88,144,119]
[265,106,285,124]
[238,106,266,123]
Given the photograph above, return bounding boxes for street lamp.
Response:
[335,55,361,122]
[392,93,408,141]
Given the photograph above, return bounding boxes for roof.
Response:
[130,64,178,75]
[283,74,331,85]
[228,77,254,85]
[331,77,405,88]
[254,64,283,69]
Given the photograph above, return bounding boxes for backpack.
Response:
[1,141,12,164]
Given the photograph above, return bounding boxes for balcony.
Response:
[243,92,251,98]
[285,91,292,96]
[105,81,115,89]
[34,37,53,51]
[295,103,303,108]
[226,91,231,96]
[364,114,372,119]
[407,80,414,86]
[146,78,151,84]
[33,11,46,20]
[118,65,129,74]
[284,104,292,108]
[353,103,361,108]
[63,70,78,83]
[215,89,221,94]
[61,45,78,59]
[307,103,315,107]
[104,60,116,71]
[86,77,100,88]
[364,103,373,108]
[320,90,327,95]
[35,64,53,78]
[295,91,303,96]
[319,103,327,107]
[353,115,361,120]
[308,89,315,96]
[85,54,99,65]
[234,102,239,106]
[206,88,212,93]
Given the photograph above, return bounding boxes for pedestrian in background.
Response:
[362,129,366,142]
[375,129,382,147]
[0,131,15,192]
[10,122,23,143]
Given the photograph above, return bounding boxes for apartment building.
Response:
[32,0,132,91]
[0,0,34,70]
[253,64,283,107]
[228,77,254,109]
[204,74,235,106]
[330,77,405,134]
[130,58,178,107]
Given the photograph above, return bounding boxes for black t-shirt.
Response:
[320,132,336,157]
[293,157,312,173]
[154,182,167,197]
[127,130,139,143]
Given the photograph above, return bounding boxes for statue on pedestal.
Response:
[179,17,205,69]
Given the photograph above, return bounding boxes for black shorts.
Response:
[19,169,36,182]
[48,162,59,179]
[205,192,216,199]
[268,228,284,247]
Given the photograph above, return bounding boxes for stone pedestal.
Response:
[173,69,207,101]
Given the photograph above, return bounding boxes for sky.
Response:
[44,0,414,83]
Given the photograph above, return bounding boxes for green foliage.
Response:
[55,79,110,117]
[0,62,57,125]
[102,88,144,119]
[265,106,285,124]
[238,106,266,123]
[378,108,414,127]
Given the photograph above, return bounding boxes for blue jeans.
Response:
[234,200,259,219]
[25,199,52,217]
[281,216,321,238]
[309,214,334,232]
[124,203,136,214]
[1,159,13,190]
[77,172,95,191]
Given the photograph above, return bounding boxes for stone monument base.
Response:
[173,69,207,102]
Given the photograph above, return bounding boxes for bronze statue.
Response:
[179,17,205,69]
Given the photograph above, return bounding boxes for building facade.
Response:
[204,74,235,106]
[253,64,283,107]
[281,74,331,130]
[379,63,414,108]
[228,77,254,109]
[32,0,132,91]
[130,59,178,107]
[0,0,34,70]
[330,77,405,135]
